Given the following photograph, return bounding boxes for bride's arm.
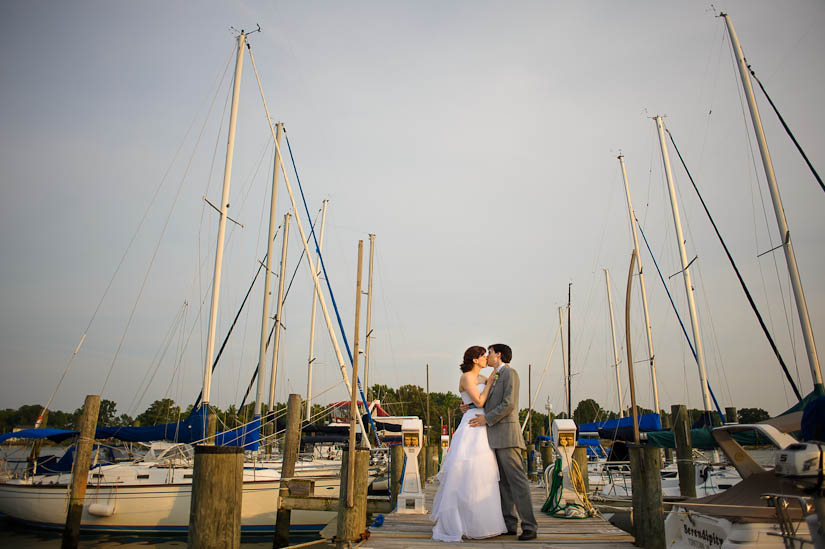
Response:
[474,369,497,406]
[464,369,497,407]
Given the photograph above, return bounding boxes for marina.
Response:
[2,2,825,548]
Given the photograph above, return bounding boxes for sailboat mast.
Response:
[605,268,624,417]
[202,31,246,407]
[254,123,283,419]
[363,233,376,401]
[655,115,714,416]
[618,155,660,414]
[722,13,822,391]
[248,46,372,447]
[558,306,568,416]
[268,212,291,409]
[305,200,328,421]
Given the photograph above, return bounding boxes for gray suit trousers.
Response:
[495,447,537,533]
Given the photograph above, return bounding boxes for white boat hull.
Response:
[0,466,338,534]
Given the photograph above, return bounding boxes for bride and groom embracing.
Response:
[430,344,538,542]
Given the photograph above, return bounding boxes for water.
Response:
[0,518,321,548]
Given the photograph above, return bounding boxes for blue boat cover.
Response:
[578,413,662,434]
[0,405,259,450]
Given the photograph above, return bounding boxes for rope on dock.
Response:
[280,539,328,549]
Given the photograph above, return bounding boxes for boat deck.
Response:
[363,481,635,547]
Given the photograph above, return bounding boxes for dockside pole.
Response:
[347,240,364,508]
[629,446,665,548]
[336,449,370,548]
[188,446,243,549]
[274,394,302,548]
[671,404,696,497]
[62,394,100,549]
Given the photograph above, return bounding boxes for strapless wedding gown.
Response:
[430,384,507,542]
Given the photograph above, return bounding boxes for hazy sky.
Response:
[1,1,823,422]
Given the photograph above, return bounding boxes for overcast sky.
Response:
[1,1,823,423]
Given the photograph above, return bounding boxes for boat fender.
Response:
[88,502,115,517]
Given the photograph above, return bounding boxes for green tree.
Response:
[519,409,550,441]
[135,399,181,426]
[573,398,607,425]
[97,399,118,427]
[738,407,770,424]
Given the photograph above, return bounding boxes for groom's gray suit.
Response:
[483,364,537,534]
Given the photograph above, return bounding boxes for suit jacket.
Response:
[483,365,526,449]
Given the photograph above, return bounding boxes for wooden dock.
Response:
[363,481,635,548]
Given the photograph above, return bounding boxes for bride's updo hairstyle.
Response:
[460,346,486,373]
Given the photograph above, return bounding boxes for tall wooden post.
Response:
[188,446,243,549]
[671,404,695,497]
[390,444,404,508]
[274,394,302,548]
[725,407,738,424]
[629,446,665,549]
[62,394,100,549]
[348,240,364,508]
[336,448,369,548]
[425,363,430,445]
[528,363,533,444]
[567,284,572,418]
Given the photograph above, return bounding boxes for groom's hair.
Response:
[488,343,512,363]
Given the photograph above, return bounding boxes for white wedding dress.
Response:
[430,384,507,542]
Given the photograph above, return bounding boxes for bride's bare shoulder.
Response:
[458,371,474,391]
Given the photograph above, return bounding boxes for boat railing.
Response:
[761,493,815,547]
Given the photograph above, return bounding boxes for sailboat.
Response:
[0,29,374,535]
[662,13,823,548]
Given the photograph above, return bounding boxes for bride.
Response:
[430,346,508,542]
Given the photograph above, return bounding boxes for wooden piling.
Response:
[418,441,426,487]
[526,443,537,481]
[671,404,695,498]
[660,411,673,464]
[426,445,438,480]
[572,446,589,493]
[207,412,218,444]
[274,394,303,548]
[336,448,369,548]
[62,395,100,549]
[629,445,665,549]
[539,442,554,474]
[725,407,738,424]
[390,444,404,508]
[187,445,243,549]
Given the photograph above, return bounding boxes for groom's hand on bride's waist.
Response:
[468,415,487,427]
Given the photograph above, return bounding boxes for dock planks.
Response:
[364,482,635,547]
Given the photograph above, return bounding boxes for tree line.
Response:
[1,388,770,442]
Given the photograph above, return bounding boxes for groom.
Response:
[466,344,538,540]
